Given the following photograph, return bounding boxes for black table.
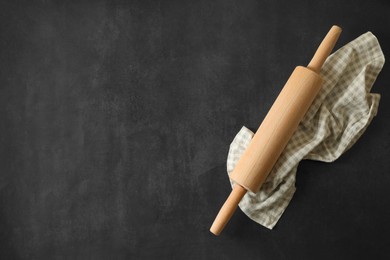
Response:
[1,1,389,259]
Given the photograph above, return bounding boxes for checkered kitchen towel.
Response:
[227,32,385,229]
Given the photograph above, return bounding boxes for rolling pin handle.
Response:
[210,184,247,236]
[307,25,342,73]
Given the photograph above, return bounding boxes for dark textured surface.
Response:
[0,0,389,259]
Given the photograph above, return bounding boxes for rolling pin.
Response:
[210,25,342,236]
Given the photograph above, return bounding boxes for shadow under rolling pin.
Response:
[210,25,342,236]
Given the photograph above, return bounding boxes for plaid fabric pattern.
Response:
[226,32,385,229]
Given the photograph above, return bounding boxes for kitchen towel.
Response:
[227,32,385,229]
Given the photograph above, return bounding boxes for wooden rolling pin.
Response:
[210,25,342,236]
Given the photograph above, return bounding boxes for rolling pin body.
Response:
[230,66,322,192]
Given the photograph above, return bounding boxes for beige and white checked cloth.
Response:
[227,32,385,229]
